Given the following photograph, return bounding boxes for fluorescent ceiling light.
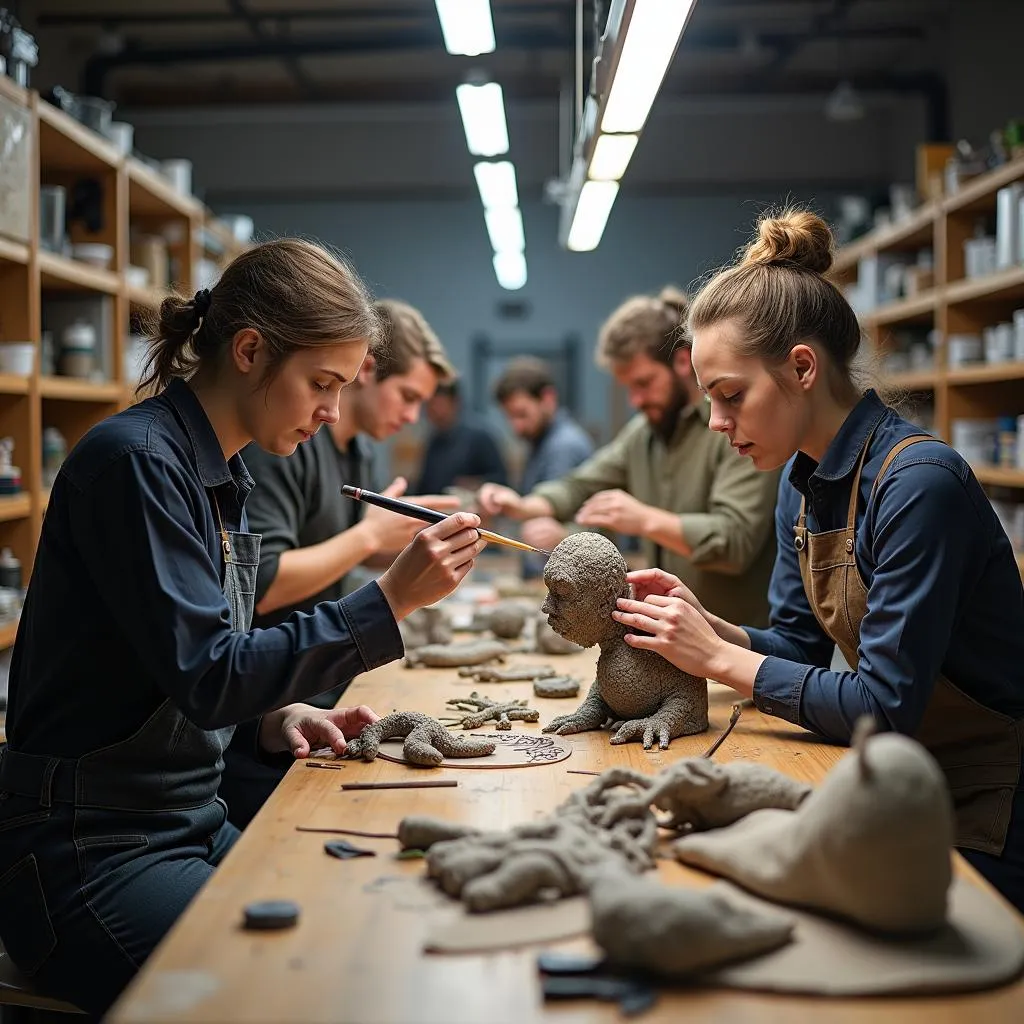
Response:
[588,134,639,181]
[601,0,697,133]
[473,161,519,209]
[456,81,509,157]
[435,0,495,56]
[493,250,528,290]
[567,180,619,252]
[484,206,525,253]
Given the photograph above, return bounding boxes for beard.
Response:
[643,376,688,441]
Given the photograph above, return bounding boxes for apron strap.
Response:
[868,433,935,504]
[844,424,881,531]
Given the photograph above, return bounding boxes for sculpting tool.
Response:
[340,780,459,791]
[341,485,550,556]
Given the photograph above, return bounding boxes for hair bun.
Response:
[743,209,834,274]
[657,286,689,320]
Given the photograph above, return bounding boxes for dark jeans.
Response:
[0,794,238,1017]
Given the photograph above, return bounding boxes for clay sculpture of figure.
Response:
[441,692,540,731]
[344,711,496,767]
[589,872,795,977]
[591,758,811,833]
[404,638,509,669]
[540,533,708,749]
[673,719,954,935]
[398,605,453,650]
[459,665,557,682]
[533,676,581,699]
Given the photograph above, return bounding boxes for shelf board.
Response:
[973,465,1024,488]
[944,153,1024,214]
[883,368,937,391]
[0,373,30,395]
[0,75,28,108]
[40,377,123,402]
[127,159,202,220]
[832,202,938,277]
[37,99,120,172]
[38,251,119,294]
[945,265,1024,307]
[0,618,18,651]
[0,494,31,521]
[864,290,937,327]
[127,283,168,310]
[0,235,29,265]
[947,360,1024,385]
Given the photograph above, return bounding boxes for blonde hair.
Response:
[372,298,455,382]
[689,207,867,403]
[139,238,379,394]
[596,286,689,369]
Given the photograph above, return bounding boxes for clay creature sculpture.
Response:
[441,692,540,731]
[590,873,795,977]
[404,638,509,669]
[533,676,581,699]
[398,605,453,650]
[459,665,557,682]
[540,533,708,749]
[673,719,955,935]
[591,759,811,833]
[344,711,496,767]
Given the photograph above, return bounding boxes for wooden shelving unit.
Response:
[833,150,1024,577]
[0,86,248,650]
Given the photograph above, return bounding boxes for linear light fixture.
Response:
[484,206,525,254]
[473,160,519,210]
[493,250,527,290]
[456,80,509,157]
[435,0,495,57]
[559,0,698,251]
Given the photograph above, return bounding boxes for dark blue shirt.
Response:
[415,415,508,495]
[520,408,594,496]
[6,378,404,759]
[746,390,1024,743]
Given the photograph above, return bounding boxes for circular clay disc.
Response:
[243,899,300,931]
[376,732,573,769]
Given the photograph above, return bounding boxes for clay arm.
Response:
[542,681,612,737]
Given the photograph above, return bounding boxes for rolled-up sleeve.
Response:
[678,449,780,573]
[70,452,403,731]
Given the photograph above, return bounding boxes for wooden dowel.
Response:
[296,826,399,839]
[339,780,458,791]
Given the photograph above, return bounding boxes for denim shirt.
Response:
[520,408,594,496]
[6,378,404,759]
[746,390,1024,743]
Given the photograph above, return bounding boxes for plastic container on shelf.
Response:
[0,342,34,376]
[0,439,21,496]
[58,320,96,379]
[70,242,114,269]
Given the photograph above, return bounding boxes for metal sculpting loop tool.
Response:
[341,485,550,556]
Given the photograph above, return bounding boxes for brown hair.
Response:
[372,298,456,382]
[596,286,689,369]
[138,238,379,395]
[688,207,865,403]
[493,356,555,403]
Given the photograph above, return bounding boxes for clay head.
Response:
[541,532,628,648]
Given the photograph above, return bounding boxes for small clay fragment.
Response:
[441,692,541,730]
[534,676,581,699]
[405,639,509,668]
[399,605,453,650]
[398,815,480,850]
[535,618,585,655]
[459,665,557,682]
[344,711,497,766]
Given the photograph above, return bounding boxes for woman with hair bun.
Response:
[613,207,1024,911]
[0,239,487,1013]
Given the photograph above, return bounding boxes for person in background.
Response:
[479,288,779,627]
[491,356,594,575]
[611,208,1024,914]
[220,298,460,827]
[415,379,509,495]
[0,239,487,1015]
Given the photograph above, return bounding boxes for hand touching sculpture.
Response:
[540,533,708,748]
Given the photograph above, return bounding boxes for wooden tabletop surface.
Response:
[108,643,1024,1024]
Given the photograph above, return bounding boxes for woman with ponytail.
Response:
[0,239,487,1013]
[612,208,1024,913]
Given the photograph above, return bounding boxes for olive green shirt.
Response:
[531,403,779,627]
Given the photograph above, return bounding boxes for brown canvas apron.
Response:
[793,432,1024,855]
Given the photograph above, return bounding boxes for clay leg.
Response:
[610,692,707,750]
[542,682,612,738]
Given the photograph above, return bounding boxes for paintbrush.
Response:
[341,485,550,556]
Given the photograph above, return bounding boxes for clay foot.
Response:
[609,717,675,750]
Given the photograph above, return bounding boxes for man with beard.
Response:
[492,356,594,576]
[478,288,779,627]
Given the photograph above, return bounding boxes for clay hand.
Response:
[377,512,488,619]
[608,714,677,751]
[612,595,725,678]
[477,483,523,517]
[543,701,607,737]
[259,703,380,758]
[575,489,652,537]
[521,517,567,552]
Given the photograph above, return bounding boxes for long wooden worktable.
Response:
[109,641,1024,1023]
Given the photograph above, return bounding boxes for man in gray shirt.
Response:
[493,357,593,574]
